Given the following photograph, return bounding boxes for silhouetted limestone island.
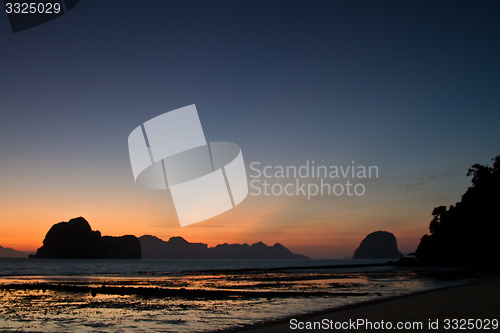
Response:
[353,231,403,259]
[0,244,27,258]
[139,235,309,259]
[31,217,141,259]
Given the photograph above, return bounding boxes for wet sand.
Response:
[226,276,500,333]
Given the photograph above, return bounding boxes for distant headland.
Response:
[139,235,309,259]
[0,245,27,258]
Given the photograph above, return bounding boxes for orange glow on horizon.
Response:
[1,181,433,258]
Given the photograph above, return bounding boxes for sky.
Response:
[0,1,499,258]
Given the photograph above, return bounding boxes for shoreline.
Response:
[215,274,500,333]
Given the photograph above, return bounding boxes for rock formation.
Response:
[353,231,403,259]
[31,217,141,259]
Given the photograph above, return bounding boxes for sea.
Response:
[0,258,485,333]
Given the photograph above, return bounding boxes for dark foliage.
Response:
[415,156,500,264]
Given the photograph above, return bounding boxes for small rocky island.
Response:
[353,231,403,259]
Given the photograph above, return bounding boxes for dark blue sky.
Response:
[1,1,499,255]
[2,1,499,162]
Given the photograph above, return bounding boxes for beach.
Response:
[225,275,500,333]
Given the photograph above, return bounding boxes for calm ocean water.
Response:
[0,258,389,277]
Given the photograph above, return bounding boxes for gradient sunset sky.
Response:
[1,1,499,258]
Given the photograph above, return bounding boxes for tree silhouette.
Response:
[415,155,500,264]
